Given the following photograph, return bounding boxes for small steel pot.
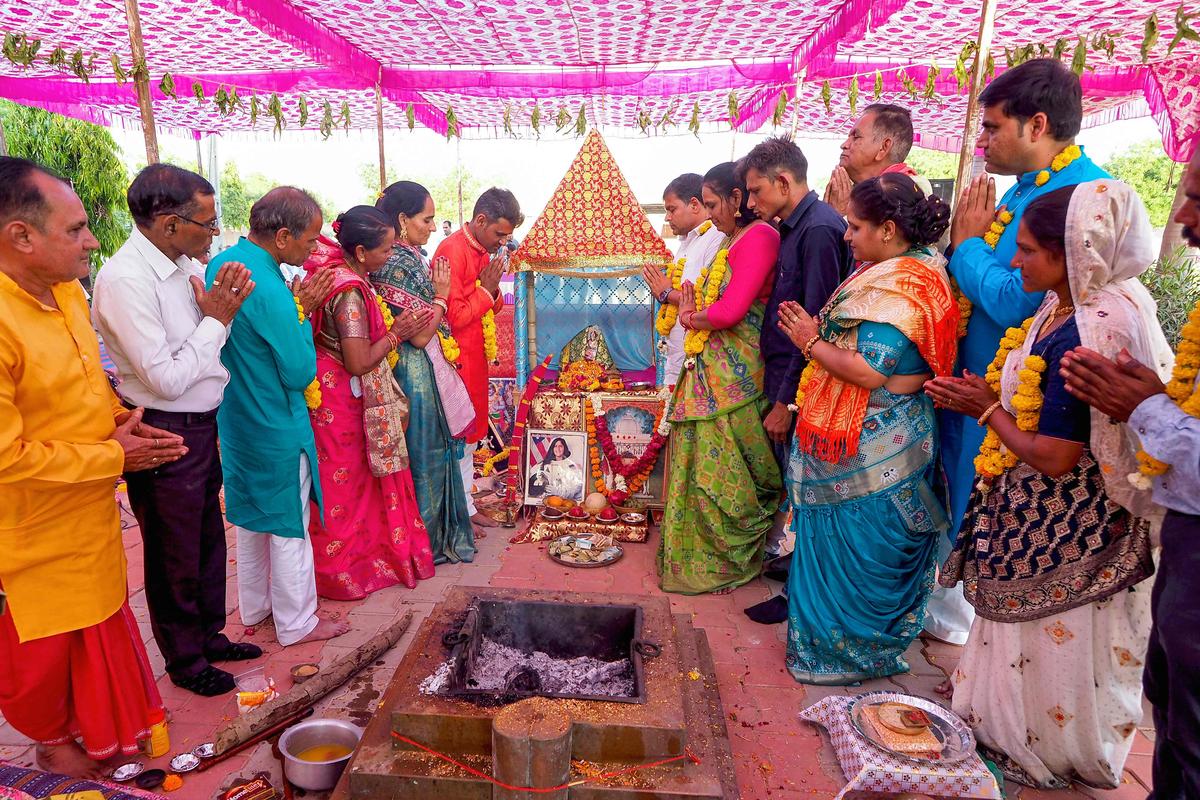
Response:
[277,718,363,791]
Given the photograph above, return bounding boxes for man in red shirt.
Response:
[433,188,523,531]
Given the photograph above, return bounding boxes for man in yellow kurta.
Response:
[0,157,187,778]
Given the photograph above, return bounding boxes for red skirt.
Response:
[0,599,165,760]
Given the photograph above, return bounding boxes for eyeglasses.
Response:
[162,213,220,234]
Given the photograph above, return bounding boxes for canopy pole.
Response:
[123,0,159,164]
[0,113,8,157]
[954,0,998,196]
[375,82,386,193]
[456,137,464,226]
[789,71,804,139]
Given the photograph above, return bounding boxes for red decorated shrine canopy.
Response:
[0,0,1198,159]
[513,130,672,271]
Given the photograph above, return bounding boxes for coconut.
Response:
[582,492,609,514]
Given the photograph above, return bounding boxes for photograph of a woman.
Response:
[524,430,587,504]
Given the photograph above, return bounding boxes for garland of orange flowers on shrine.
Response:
[505,355,555,505]
[584,395,670,505]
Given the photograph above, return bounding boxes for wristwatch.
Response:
[656,288,671,304]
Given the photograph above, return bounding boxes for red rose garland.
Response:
[587,397,669,505]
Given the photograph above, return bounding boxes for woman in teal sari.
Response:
[371,181,478,563]
[779,174,959,684]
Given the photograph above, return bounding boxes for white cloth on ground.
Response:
[951,585,1152,788]
[236,453,319,646]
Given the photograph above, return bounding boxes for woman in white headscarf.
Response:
[925,179,1172,789]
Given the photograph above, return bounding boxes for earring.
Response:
[399,226,409,243]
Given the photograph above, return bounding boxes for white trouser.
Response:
[459,445,478,516]
[765,506,794,557]
[236,453,319,646]
[923,533,975,645]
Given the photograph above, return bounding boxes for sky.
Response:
[110,115,1164,239]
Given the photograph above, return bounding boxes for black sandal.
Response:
[173,666,235,697]
[206,642,264,663]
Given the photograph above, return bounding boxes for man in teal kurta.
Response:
[929,59,1109,646]
[207,187,347,646]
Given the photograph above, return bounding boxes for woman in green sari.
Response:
[658,162,782,594]
[371,181,478,563]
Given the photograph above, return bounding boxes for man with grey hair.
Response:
[823,103,932,216]
[206,187,347,647]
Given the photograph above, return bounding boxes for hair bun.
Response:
[910,194,950,247]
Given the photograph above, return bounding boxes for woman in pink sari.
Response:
[303,205,435,599]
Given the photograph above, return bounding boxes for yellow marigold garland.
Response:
[983,145,1081,249]
[558,360,603,392]
[682,248,730,367]
[949,277,972,340]
[480,446,512,477]
[374,294,400,369]
[293,295,307,324]
[304,380,322,409]
[1131,302,1200,488]
[788,361,818,413]
[478,280,499,364]
[654,257,685,336]
[974,318,1044,480]
[697,220,712,235]
[438,330,462,366]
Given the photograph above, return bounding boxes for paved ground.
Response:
[0,489,1155,799]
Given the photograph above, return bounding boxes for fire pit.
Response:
[335,588,737,799]
[443,599,660,704]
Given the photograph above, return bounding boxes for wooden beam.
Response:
[0,112,8,157]
[375,82,386,193]
[123,0,159,164]
[954,0,998,196]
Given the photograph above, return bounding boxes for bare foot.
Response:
[934,679,953,698]
[470,512,499,529]
[472,524,489,540]
[292,617,351,645]
[37,742,105,779]
[713,586,735,595]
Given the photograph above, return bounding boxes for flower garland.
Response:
[505,355,555,506]
[983,145,1082,249]
[438,330,462,367]
[973,318,1046,481]
[654,257,685,336]
[374,294,400,369]
[682,247,730,367]
[294,294,323,409]
[480,446,512,477]
[949,277,972,340]
[478,280,499,364]
[558,360,604,392]
[1130,302,1200,489]
[788,361,819,413]
[584,395,670,505]
[697,221,712,235]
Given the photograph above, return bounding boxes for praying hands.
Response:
[823,166,853,217]
[949,174,998,249]
[924,371,999,419]
[776,300,819,348]
[1060,346,1167,422]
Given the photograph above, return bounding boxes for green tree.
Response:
[0,100,129,269]
[358,163,488,224]
[905,147,959,180]
[218,163,338,232]
[1102,140,1178,228]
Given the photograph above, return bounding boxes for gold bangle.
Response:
[802,335,821,360]
[978,400,1003,427]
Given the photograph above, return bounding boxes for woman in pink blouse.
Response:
[658,162,783,594]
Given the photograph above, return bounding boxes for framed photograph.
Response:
[592,394,670,507]
[524,428,589,507]
[488,378,517,441]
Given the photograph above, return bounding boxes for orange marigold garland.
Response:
[504,355,555,506]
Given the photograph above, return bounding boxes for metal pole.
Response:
[954,0,998,197]
[123,0,160,164]
[375,83,386,193]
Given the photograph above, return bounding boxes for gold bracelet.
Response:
[978,400,1003,427]
[802,335,821,360]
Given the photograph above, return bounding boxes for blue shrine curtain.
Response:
[533,272,654,371]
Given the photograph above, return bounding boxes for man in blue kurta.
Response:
[207,187,347,647]
[927,58,1109,646]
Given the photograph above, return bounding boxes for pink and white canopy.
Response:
[0,0,1197,159]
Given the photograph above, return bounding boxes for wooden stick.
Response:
[122,0,159,164]
[212,611,413,755]
[954,0,998,197]
[196,708,313,773]
[375,81,386,193]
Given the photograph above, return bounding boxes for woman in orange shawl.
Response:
[778,174,959,684]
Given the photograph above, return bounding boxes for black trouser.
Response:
[1145,510,1200,799]
[123,408,231,681]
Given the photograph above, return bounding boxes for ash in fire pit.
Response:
[468,638,635,698]
[440,598,659,704]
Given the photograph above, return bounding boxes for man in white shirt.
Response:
[92,164,260,697]
[642,173,725,386]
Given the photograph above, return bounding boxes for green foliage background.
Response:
[1101,140,1178,228]
[358,163,488,224]
[0,100,129,268]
